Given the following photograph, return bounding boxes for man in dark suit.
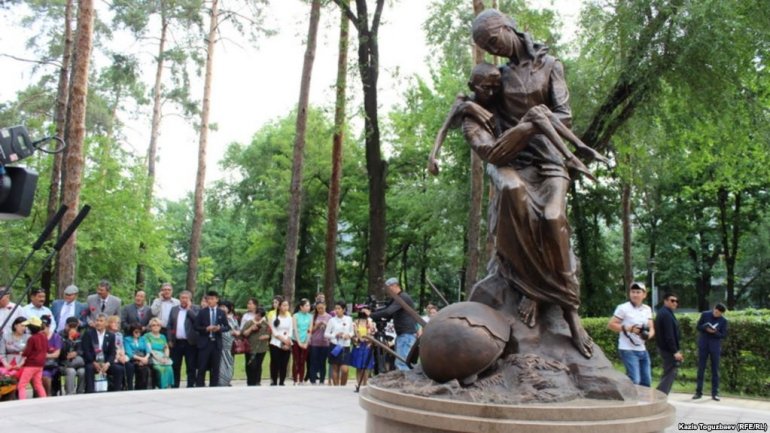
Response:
[694,303,728,401]
[120,290,151,333]
[82,313,125,393]
[167,290,199,388]
[655,293,683,395]
[51,285,88,333]
[194,290,229,387]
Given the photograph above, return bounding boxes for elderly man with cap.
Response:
[364,277,418,371]
[608,282,655,387]
[51,285,88,333]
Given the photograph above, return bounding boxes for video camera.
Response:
[0,125,64,220]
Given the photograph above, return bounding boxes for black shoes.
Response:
[712,395,721,401]
[692,393,702,400]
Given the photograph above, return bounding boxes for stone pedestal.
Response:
[360,384,675,433]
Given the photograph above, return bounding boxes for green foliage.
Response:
[584,310,770,397]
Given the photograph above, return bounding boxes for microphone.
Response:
[0,204,91,336]
[54,205,91,251]
[3,204,67,293]
[33,204,68,250]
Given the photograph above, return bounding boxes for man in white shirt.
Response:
[150,283,180,330]
[0,287,23,339]
[22,288,56,331]
[608,282,656,387]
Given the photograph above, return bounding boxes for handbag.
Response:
[94,373,108,392]
[330,344,343,357]
[232,336,251,355]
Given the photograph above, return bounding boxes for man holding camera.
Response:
[363,277,417,371]
[608,282,655,387]
[655,293,683,395]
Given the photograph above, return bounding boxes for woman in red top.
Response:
[17,316,48,399]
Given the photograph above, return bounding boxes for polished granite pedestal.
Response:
[360,384,675,433]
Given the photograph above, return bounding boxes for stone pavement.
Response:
[0,384,768,433]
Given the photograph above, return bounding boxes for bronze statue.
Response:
[370,9,648,406]
[423,10,614,388]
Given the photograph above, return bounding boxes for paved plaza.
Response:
[0,383,768,433]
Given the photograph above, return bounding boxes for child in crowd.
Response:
[17,316,48,399]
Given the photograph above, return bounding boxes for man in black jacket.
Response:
[655,293,682,395]
[82,313,125,392]
[694,303,728,401]
[167,290,199,388]
[194,290,229,387]
[364,277,417,370]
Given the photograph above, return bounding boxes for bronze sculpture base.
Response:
[360,384,674,433]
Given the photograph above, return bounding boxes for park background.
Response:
[0,0,768,396]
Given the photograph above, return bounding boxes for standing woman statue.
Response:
[435,9,605,358]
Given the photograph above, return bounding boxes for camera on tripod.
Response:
[0,125,64,220]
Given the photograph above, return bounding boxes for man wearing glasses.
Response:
[655,293,683,395]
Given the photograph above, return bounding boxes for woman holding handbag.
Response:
[324,301,352,386]
[145,318,174,389]
[242,307,269,385]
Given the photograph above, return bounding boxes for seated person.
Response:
[82,313,125,393]
[123,323,151,390]
[40,315,62,396]
[58,317,85,395]
[107,315,132,390]
[145,318,174,389]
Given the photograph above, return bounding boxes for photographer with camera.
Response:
[608,282,655,387]
[362,277,417,371]
[655,293,683,395]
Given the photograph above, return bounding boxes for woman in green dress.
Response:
[145,318,174,389]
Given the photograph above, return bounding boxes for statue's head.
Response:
[472,9,519,58]
[468,62,501,106]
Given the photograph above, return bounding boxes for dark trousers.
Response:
[196,343,221,387]
[656,350,678,395]
[696,339,721,396]
[122,361,135,390]
[132,362,150,389]
[171,339,198,388]
[246,352,266,386]
[269,345,291,385]
[308,345,329,384]
[84,363,125,393]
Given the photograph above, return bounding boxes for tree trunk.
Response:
[280,0,322,304]
[138,6,169,290]
[44,0,73,299]
[464,0,486,298]
[621,180,633,290]
[146,9,168,205]
[717,187,741,309]
[186,0,218,296]
[334,0,387,296]
[57,0,94,290]
[323,6,349,305]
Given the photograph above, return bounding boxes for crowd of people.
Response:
[609,281,729,400]
[0,277,429,401]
